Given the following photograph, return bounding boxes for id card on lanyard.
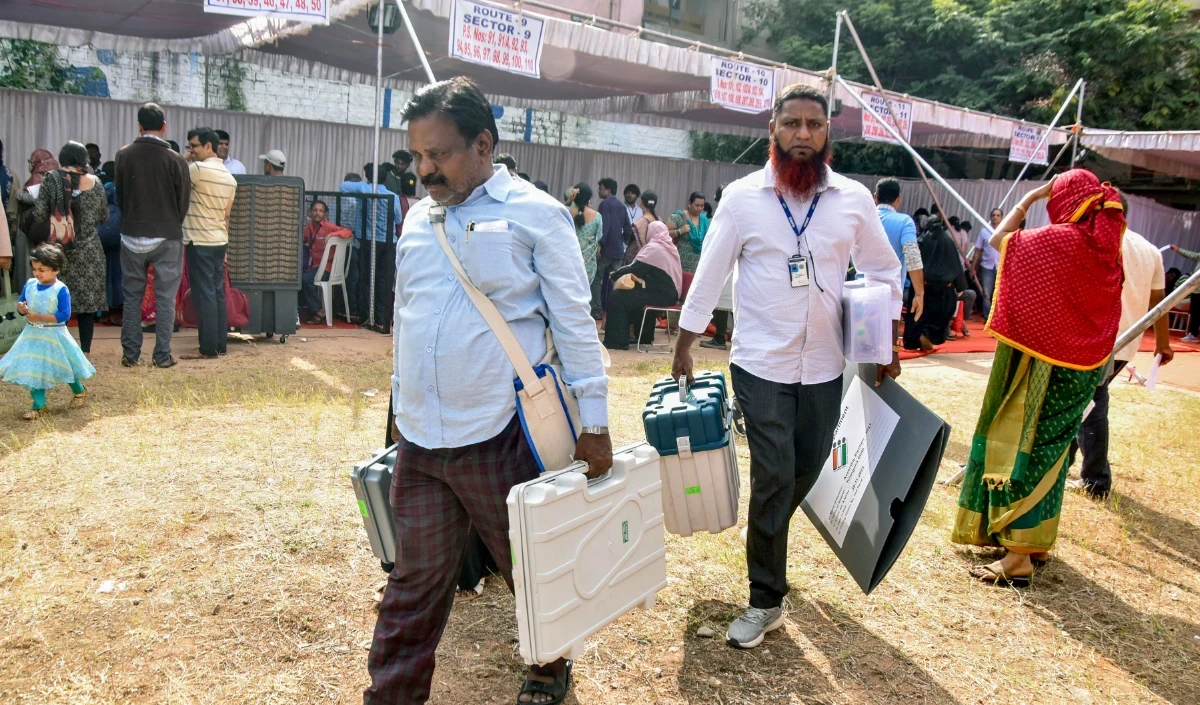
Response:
[776,189,822,289]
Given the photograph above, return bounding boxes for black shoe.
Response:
[154,356,178,369]
[121,356,139,367]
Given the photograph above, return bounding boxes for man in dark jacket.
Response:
[113,102,192,368]
[591,177,633,319]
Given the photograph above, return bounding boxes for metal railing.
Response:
[306,190,398,328]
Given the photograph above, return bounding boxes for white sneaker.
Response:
[1182,334,1199,343]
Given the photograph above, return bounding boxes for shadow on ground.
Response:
[678,599,960,704]
[1110,495,1200,575]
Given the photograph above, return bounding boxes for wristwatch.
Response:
[581,426,609,436]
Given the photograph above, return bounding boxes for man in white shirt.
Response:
[214,130,246,175]
[623,183,643,224]
[972,207,1003,319]
[1068,195,1173,498]
[672,84,902,649]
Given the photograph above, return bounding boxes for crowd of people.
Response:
[1,72,1198,705]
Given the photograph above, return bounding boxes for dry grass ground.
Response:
[1,329,1197,704]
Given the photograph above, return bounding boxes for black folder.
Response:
[800,362,951,595]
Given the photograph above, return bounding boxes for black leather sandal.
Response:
[516,661,572,705]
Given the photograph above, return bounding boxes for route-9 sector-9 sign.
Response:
[450,0,547,78]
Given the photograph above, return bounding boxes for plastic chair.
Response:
[637,272,694,354]
[315,236,352,326]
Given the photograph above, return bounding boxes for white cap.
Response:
[259,149,286,168]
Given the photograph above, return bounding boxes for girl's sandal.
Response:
[71,392,88,409]
[22,409,40,421]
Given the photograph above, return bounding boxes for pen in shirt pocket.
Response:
[466,220,475,242]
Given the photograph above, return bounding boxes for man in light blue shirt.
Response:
[874,178,924,321]
[366,77,610,705]
[341,165,403,331]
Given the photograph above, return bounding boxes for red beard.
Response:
[770,138,829,199]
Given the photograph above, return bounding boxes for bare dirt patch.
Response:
[1,331,1197,704]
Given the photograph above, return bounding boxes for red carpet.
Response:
[898,325,1200,360]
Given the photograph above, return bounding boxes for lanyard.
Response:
[776,189,821,255]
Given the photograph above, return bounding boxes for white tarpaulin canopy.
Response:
[7,0,1200,178]
[1,0,1072,148]
[1082,130,1200,180]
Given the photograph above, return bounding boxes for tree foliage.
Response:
[741,0,1200,131]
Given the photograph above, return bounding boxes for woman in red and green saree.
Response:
[952,169,1126,586]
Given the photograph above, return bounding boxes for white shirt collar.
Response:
[759,164,847,194]
[877,204,896,212]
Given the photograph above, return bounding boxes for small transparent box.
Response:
[842,280,893,364]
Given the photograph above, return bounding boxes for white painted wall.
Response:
[20,41,692,161]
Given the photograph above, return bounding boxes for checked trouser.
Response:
[364,415,537,705]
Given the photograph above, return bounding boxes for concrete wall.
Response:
[3,40,692,163]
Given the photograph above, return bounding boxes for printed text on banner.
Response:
[204,0,329,23]
[860,92,913,145]
[709,57,775,114]
[449,0,546,79]
[1008,124,1050,166]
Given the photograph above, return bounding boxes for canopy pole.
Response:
[1038,135,1075,179]
[840,11,954,233]
[998,78,1084,209]
[732,137,762,164]
[827,13,841,121]
[836,75,991,231]
[1112,268,1200,356]
[368,0,385,328]
[1072,80,1085,166]
[396,0,437,84]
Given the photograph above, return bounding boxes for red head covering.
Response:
[986,169,1125,370]
[26,149,58,187]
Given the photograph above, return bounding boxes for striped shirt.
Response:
[183,157,237,246]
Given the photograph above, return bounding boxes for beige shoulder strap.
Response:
[428,204,543,393]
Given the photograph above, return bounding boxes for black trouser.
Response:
[185,243,228,357]
[712,310,730,342]
[74,312,95,354]
[352,240,396,330]
[731,364,842,609]
[1190,291,1200,336]
[903,280,957,349]
[300,268,324,319]
[602,262,677,349]
[1067,361,1126,497]
[590,255,621,320]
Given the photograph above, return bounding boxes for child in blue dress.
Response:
[0,243,96,420]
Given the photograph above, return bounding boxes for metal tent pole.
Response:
[368,0,385,328]
[395,0,437,84]
[840,11,954,233]
[1072,80,1085,166]
[997,79,1084,209]
[836,75,991,231]
[732,137,762,164]
[827,12,841,121]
